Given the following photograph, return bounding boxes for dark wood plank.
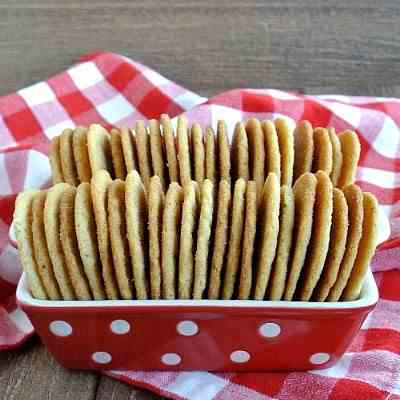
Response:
[0,337,99,400]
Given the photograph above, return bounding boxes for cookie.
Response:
[262,120,280,181]
[91,170,120,299]
[328,127,343,187]
[44,183,76,300]
[293,120,314,182]
[238,180,257,300]
[275,118,294,186]
[253,173,280,300]
[231,121,249,181]
[208,180,231,299]
[32,191,61,300]
[222,178,246,299]
[110,128,127,180]
[120,126,138,173]
[178,181,199,299]
[14,190,48,299]
[148,175,165,299]
[217,120,231,184]
[126,171,150,300]
[338,130,360,188]
[87,124,114,178]
[246,118,265,202]
[342,192,379,301]
[297,171,333,301]
[193,179,214,299]
[283,173,317,300]
[60,128,79,186]
[162,182,183,299]
[268,185,295,300]
[108,179,134,299]
[75,182,106,300]
[72,126,91,183]
[191,123,205,183]
[327,184,364,301]
[160,114,179,183]
[313,128,333,176]
[177,116,192,186]
[49,136,64,184]
[313,188,348,301]
[204,126,217,183]
[135,121,153,188]
[60,186,92,300]
[149,119,168,190]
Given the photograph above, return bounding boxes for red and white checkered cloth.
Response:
[0,51,399,399]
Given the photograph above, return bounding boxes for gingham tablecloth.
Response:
[1,51,399,400]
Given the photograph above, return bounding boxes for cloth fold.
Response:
[0,51,399,399]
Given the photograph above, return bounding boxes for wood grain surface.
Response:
[1,1,399,399]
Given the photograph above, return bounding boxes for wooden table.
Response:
[0,1,399,399]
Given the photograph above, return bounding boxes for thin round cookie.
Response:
[327,184,364,301]
[297,171,333,301]
[87,124,114,178]
[49,136,64,184]
[126,171,150,300]
[60,128,79,186]
[32,191,61,300]
[149,119,168,190]
[268,185,295,301]
[231,122,249,181]
[72,126,91,183]
[193,179,214,299]
[246,118,265,202]
[328,127,343,187]
[283,173,317,300]
[204,127,217,183]
[108,179,133,299]
[179,181,199,299]
[14,189,48,299]
[338,130,361,188]
[148,176,165,300]
[110,128,127,180]
[342,192,379,301]
[262,120,281,181]
[313,128,333,175]
[221,178,246,300]
[162,182,183,299]
[253,173,280,300]
[313,188,348,301]
[238,181,257,300]
[75,182,106,300]
[135,121,153,188]
[293,120,314,182]
[191,123,205,183]
[177,116,192,186]
[120,127,138,173]
[60,186,92,300]
[208,180,231,299]
[91,170,120,299]
[44,183,76,300]
[217,120,231,184]
[275,118,294,186]
[160,114,179,183]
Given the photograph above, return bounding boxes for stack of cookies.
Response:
[14,117,378,302]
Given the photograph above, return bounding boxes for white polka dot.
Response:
[49,320,73,337]
[110,319,130,335]
[310,352,330,365]
[161,353,181,366]
[92,351,112,364]
[230,350,250,363]
[259,322,281,338]
[176,320,198,336]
